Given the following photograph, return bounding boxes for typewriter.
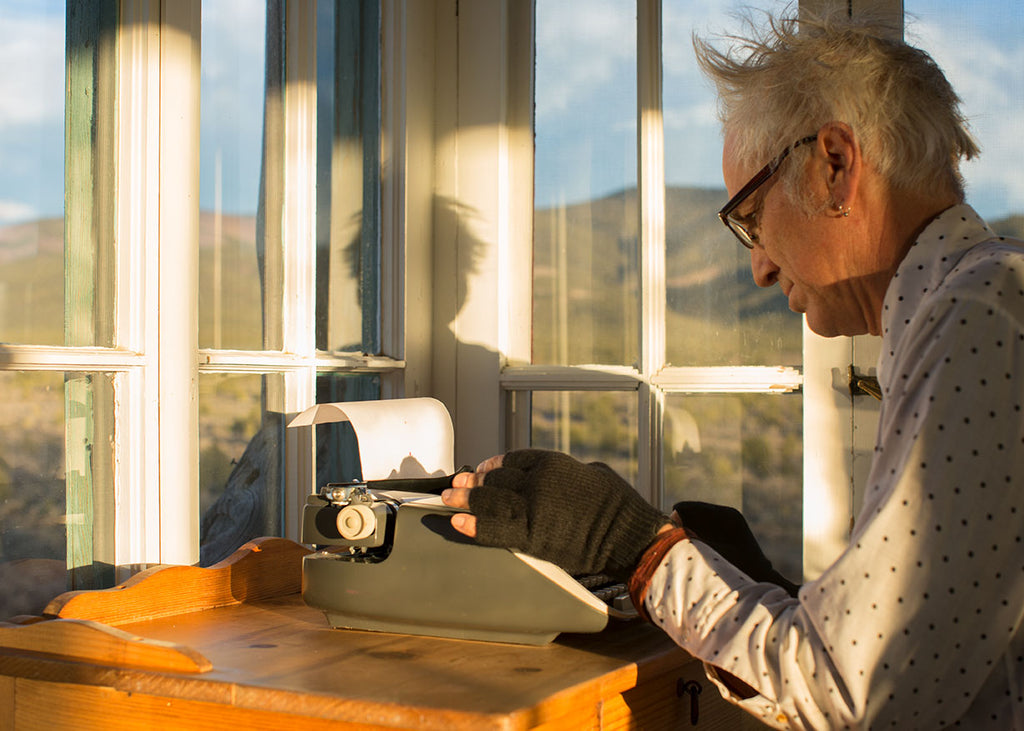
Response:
[300,479,637,645]
[290,397,637,645]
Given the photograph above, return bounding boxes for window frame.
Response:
[489,0,802,509]
[0,0,426,581]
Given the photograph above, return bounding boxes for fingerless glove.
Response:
[468,449,668,578]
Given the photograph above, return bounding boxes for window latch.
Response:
[848,365,882,401]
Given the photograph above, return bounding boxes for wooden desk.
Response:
[0,539,760,730]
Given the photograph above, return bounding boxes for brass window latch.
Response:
[848,365,882,401]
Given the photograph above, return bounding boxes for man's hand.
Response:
[441,449,669,578]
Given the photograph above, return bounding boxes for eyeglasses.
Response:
[718,135,818,249]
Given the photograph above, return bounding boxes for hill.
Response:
[533,185,804,367]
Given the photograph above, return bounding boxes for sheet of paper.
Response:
[288,397,454,480]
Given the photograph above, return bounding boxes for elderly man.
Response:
[442,10,1024,729]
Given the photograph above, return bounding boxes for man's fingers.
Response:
[443,454,506,541]
[449,453,505,488]
[441,486,474,508]
[450,471,487,489]
[450,512,477,538]
[476,454,505,472]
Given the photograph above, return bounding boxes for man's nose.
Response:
[750,246,780,288]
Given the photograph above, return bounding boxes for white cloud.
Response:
[535,0,635,119]
[663,99,719,132]
[0,199,38,226]
[907,12,1024,218]
[664,0,793,81]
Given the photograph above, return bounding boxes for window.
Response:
[504,0,1021,581]
[6,0,1012,622]
[0,0,120,616]
[509,0,804,577]
[0,0,418,618]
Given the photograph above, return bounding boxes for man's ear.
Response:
[815,121,861,216]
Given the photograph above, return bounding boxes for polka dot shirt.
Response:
[644,205,1024,729]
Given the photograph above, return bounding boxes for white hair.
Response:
[693,8,979,204]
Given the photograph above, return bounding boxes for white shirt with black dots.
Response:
[644,204,1024,730]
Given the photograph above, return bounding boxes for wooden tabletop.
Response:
[125,595,690,727]
[0,538,718,730]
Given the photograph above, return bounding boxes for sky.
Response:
[535,0,1024,220]
[0,1,64,225]
[0,0,266,225]
[2,0,1024,227]
[198,0,266,216]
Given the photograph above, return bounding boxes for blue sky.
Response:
[0,0,64,225]
[535,0,1024,220]
[198,0,265,216]
[2,1,1023,227]
[0,0,266,224]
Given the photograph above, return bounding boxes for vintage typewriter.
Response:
[290,397,637,645]
[300,477,637,645]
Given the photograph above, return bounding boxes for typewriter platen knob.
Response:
[337,503,378,540]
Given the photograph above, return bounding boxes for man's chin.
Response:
[805,313,870,338]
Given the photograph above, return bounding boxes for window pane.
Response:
[315,0,381,353]
[0,371,116,619]
[533,0,638,367]
[199,2,270,350]
[904,1,1024,235]
[198,372,286,566]
[529,391,639,487]
[0,2,65,345]
[663,0,802,366]
[664,392,803,582]
[314,373,381,486]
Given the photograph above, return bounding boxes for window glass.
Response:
[663,0,802,367]
[0,1,65,345]
[316,0,381,354]
[0,371,115,618]
[533,0,638,367]
[199,1,269,350]
[529,391,639,487]
[664,392,803,581]
[198,372,285,566]
[904,1,1024,237]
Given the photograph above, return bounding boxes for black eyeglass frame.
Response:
[717,134,818,249]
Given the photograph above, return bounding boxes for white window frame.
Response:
[1,0,430,578]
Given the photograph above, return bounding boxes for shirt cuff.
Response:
[628,527,693,622]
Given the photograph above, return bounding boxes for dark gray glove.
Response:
[673,501,800,597]
[468,449,668,578]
